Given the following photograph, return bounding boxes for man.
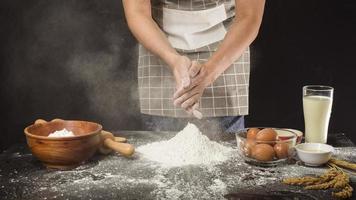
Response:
[123,0,265,133]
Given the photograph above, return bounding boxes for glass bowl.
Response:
[236,127,297,167]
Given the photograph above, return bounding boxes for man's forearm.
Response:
[205,17,261,81]
[123,2,179,68]
[205,0,265,82]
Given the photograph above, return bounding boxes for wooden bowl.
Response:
[24,120,102,170]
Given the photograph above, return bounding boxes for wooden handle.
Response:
[35,119,47,125]
[101,130,127,143]
[114,136,127,143]
[34,118,64,125]
[103,138,135,157]
[51,118,64,123]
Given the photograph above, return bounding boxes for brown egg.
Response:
[274,143,289,159]
[243,139,256,157]
[251,144,275,161]
[247,128,260,140]
[256,128,277,143]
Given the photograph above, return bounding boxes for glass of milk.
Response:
[303,85,333,143]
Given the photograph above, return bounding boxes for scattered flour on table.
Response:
[5,137,355,199]
[137,123,233,167]
[48,128,75,137]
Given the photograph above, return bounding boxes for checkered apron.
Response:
[138,0,250,118]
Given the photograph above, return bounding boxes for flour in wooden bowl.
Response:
[137,123,233,167]
[48,128,75,137]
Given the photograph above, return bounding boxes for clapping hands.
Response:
[171,56,215,119]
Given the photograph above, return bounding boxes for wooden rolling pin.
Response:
[114,136,127,143]
[34,119,134,157]
[98,130,134,157]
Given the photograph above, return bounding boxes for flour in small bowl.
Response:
[48,128,75,137]
[137,123,233,167]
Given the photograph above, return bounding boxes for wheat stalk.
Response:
[282,176,320,186]
[282,166,353,199]
[329,158,356,170]
[332,184,353,199]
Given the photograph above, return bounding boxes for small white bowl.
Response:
[295,143,334,166]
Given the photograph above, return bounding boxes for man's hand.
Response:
[171,59,204,118]
[173,62,215,113]
[171,55,192,91]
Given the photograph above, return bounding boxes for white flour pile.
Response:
[137,123,233,167]
[48,128,75,137]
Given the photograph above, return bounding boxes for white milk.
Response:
[303,95,332,143]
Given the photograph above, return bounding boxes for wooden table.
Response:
[0,132,354,200]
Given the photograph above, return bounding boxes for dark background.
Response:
[1,0,355,151]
